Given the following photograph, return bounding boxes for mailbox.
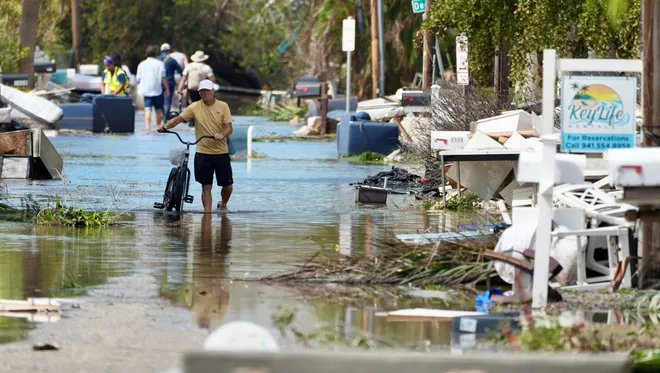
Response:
[34,62,56,73]
[609,148,660,204]
[401,91,430,106]
[295,83,322,97]
[294,75,322,98]
[2,74,30,87]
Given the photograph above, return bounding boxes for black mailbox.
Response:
[401,91,430,106]
[2,74,30,87]
[295,82,322,97]
[34,62,57,73]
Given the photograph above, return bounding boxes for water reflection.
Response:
[187,214,232,329]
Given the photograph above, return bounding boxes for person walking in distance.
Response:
[158,43,183,118]
[137,45,169,130]
[178,50,215,105]
[158,80,233,212]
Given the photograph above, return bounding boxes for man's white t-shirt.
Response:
[136,57,165,97]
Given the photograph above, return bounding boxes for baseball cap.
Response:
[103,55,113,65]
[198,79,214,91]
[160,43,171,52]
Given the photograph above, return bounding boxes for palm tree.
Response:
[17,0,41,88]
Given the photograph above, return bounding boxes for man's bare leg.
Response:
[145,108,152,130]
[156,110,163,126]
[218,185,233,209]
[202,184,213,213]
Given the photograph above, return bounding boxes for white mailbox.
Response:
[609,148,660,187]
[608,148,660,204]
[431,131,470,150]
[517,152,586,185]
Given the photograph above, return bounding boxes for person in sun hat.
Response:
[157,43,183,118]
[158,79,234,212]
[177,50,215,106]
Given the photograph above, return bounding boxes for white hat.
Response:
[203,321,279,352]
[198,79,214,91]
[190,50,209,62]
[160,43,171,52]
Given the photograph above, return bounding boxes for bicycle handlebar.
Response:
[162,130,215,146]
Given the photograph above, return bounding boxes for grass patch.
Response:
[36,201,117,227]
[340,152,385,164]
[270,104,307,122]
[241,102,267,116]
[420,192,481,211]
[253,132,336,142]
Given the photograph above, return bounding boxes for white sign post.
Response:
[456,33,469,86]
[531,49,642,309]
[342,17,356,112]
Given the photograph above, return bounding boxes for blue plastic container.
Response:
[337,112,400,156]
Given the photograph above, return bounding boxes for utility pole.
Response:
[370,0,379,98]
[17,0,41,89]
[422,0,433,89]
[641,0,660,287]
[377,0,385,96]
[71,0,82,70]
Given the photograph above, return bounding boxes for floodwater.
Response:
[0,115,620,350]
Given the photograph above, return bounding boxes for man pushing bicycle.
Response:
[157,79,233,212]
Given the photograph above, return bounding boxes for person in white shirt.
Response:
[137,45,170,130]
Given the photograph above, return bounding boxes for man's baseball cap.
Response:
[160,43,171,52]
[198,80,214,91]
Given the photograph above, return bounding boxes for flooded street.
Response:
[0,115,479,352]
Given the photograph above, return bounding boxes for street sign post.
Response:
[411,0,425,14]
[456,33,469,86]
[342,17,356,112]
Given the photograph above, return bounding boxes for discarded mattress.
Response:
[0,83,63,129]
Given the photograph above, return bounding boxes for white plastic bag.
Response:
[169,147,186,166]
[0,107,11,124]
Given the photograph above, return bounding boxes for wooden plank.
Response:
[378,308,485,322]
[0,298,61,312]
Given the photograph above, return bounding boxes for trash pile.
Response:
[354,166,440,198]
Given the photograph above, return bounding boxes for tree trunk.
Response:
[422,0,433,89]
[18,0,41,89]
[370,0,379,98]
[641,0,660,288]
[71,0,82,69]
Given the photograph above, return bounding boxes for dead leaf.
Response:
[33,343,59,351]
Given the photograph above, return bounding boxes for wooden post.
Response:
[493,47,500,97]
[370,0,379,98]
[71,0,82,70]
[641,0,660,287]
[17,0,41,89]
[320,82,328,135]
[422,0,434,89]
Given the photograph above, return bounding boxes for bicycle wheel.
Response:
[173,168,187,212]
[162,168,178,211]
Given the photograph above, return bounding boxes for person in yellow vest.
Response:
[100,55,128,95]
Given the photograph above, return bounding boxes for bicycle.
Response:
[153,130,215,212]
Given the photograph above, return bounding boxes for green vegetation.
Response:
[270,104,307,122]
[340,152,385,164]
[420,192,481,212]
[36,201,117,227]
[424,0,640,98]
[495,304,660,372]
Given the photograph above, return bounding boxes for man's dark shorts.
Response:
[143,94,164,111]
[194,152,233,186]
